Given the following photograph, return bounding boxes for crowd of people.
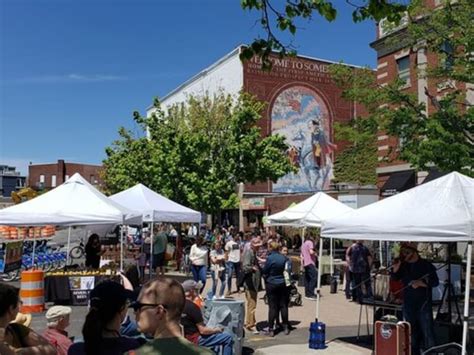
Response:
[0,224,442,355]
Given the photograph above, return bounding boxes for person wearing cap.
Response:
[0,283,56,355]
[68,280,144,355]
[180,279,233,355]
[242,237,262,333]
[42,306,73,355]
[391,242,439,355]
[132,277,212,355]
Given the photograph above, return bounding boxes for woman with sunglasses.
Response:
[68,281,145,355]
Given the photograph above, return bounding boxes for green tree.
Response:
[102,93,295,215]
[240,0,407,68]
[330,0,473,176]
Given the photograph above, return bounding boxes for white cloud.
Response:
[5,73,126,84]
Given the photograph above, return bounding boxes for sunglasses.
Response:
[129,301,168,312]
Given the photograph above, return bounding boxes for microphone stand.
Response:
[351,260,448,351]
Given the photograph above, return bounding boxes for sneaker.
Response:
[305,296,318,301]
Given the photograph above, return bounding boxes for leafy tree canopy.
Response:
[330,0,473,176]
[240,0,408,68]
[102,93,295,214]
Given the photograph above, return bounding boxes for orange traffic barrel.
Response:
[20,270,45,313]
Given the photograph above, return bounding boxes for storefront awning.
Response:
[380,170,416,197]
[422,168,447,184]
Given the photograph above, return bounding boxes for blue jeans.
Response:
[403,303,435,355]
[226,261,241,293]
[198,332,234,355]
[304,264,317,297]
[191,265,207,293]
[211,269,226,298]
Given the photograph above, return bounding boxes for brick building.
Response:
[28,160,103,190]
[370,0,472,196]
[147,46,374,229]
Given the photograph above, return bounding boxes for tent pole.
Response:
[31,229,36,269]
[120,225,124,272]
[461,241,472,355]
[330,237,334,276]
[379,240,383,268]
[149,222,154,279]
[316,235,324,321]
[66,226,71,266]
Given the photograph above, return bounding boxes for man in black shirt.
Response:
[391,242,439,355]
[181,280,234,355]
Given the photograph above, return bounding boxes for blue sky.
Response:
[0,0,376,175]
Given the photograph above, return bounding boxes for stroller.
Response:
[264,279,303,307]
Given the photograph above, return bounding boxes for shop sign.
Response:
[241,197,266,210]
[0,241,23,273]
[69,276,95,306]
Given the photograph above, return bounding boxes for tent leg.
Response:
[379,240,383,268]
[149,222,154,280]
[316,236,324,321]
[119,226,124,272]
[66,226,71,266]
[330,238,333,276]
[31,233,36,269]
[461,241,472,355]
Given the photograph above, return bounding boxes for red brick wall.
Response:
[242,53,363,193]
[28,160,103,189]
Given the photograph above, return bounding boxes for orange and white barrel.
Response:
[20,270,45,313]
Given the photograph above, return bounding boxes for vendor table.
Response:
[45,274,119,306]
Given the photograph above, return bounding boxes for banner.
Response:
[69,276,95,306]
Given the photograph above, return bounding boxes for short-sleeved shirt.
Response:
[153,232,168,254]
[132,337,213,355]
[301,240,316,266]
[181,299,203,339]
[42,328,73,355]
[348,243,371,273]
[210,249,225,272]
[225,240,241,263]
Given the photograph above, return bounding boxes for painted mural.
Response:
[271,85,336,192]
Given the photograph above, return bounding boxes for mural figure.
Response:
[271,86,336,192]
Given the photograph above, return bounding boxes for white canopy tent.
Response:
[265,191,353,227]
[109,183,201,223]
[0,173,140,226]
[110,183,201,277]
[321,172,474,354]
[0,173,141,268]
[265,192,353,279]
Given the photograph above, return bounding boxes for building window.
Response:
[90,175,95,184]
[39,175,45,183]
[440,40,454,70]
[396,56,410,86]
[51,175,57,187]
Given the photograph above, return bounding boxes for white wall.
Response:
[147,48,244,118]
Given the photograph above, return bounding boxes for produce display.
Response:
[0,225,56,240]
[46,269,116,277]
